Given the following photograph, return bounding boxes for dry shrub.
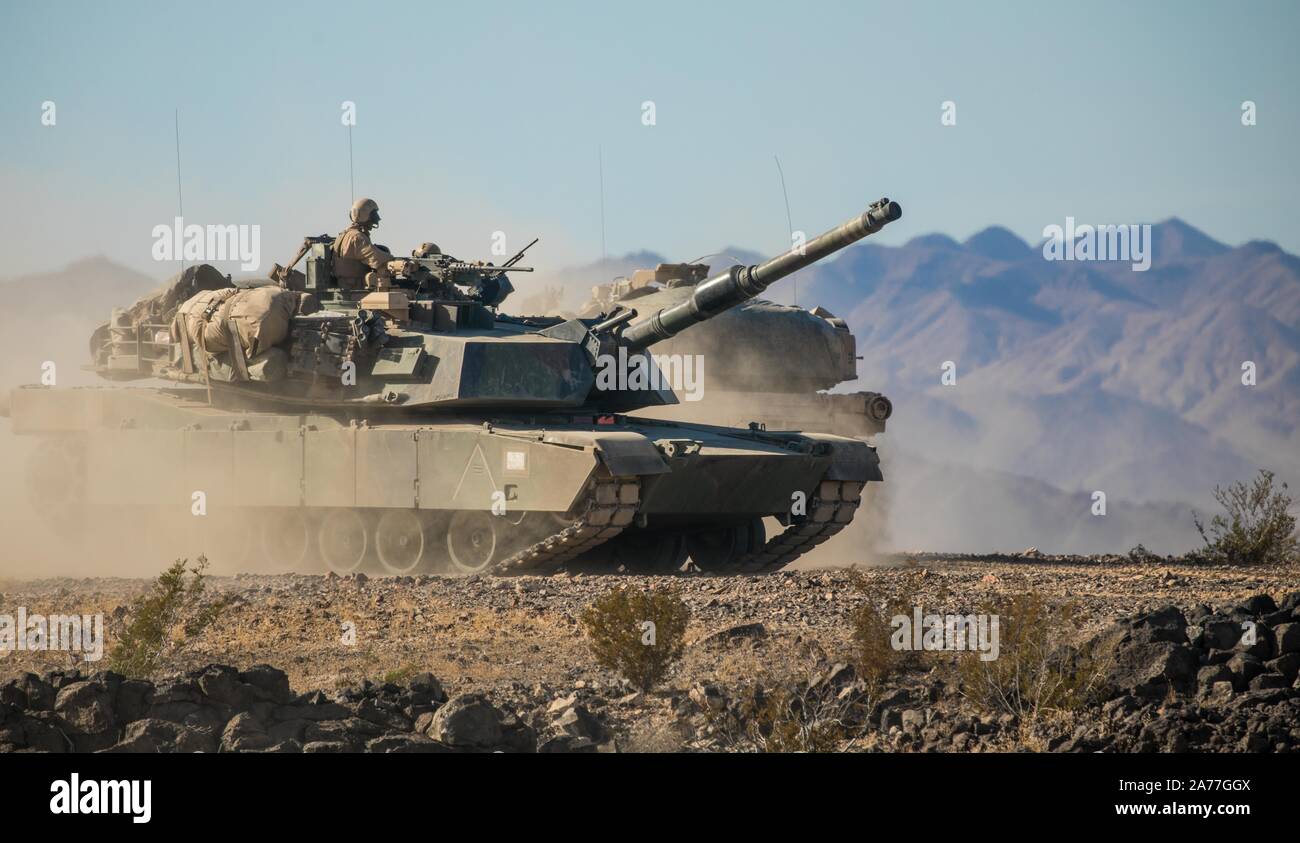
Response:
[624,720,684,753]
[704,674,863,753]
[847,568,936,693]
[381,664,420,686]
[1194,469,1299,566]
[109,556,228,678]
[742,684,852,753]
[958,591,1108,722]
[580,586,689,690]
[1126,543,1161,564]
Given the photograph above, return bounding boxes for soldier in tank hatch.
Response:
[333,198,397,291]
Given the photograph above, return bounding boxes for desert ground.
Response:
[3,555,1297,752]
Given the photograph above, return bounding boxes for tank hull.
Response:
[8,385,877,575]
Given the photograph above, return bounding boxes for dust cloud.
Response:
[0,255,1211,584]
[0,261,255,579]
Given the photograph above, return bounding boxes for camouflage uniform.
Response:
[332,198,393,290]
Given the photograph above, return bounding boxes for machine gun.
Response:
[502,237,539,269]
[408,253,535,307]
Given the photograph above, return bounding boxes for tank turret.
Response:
[571,203,902,438]
[77,200,901,417]
[575,199,901,432]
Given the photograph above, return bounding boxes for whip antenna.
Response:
[598,146,607,263]
[175,109,185,272]
[774,155,795,306]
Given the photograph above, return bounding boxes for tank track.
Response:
[491,476,641,575]
[728,479,863,574]
[490,476,862,577]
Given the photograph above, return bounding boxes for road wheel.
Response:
[446,510,498,574]
[375,509,427,575]
[318,509,370,574]
[25,436,87,538]
[191,509,255,571]
[260,509,313,570]
[687,526,740,570]
[688,518,765,571]
[617,532,689,574]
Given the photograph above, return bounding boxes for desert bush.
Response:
[742,684,851,753]
[1194,469,1299,566]
[958,591,1108,721]
[580,586,689,690]
[381,664,419,686]
[1126,543,1160,564]
[702,674,863,753]
[624,720,685,753]
[849,593,906,694]
[109,556,228,678]
[847,569,932,694]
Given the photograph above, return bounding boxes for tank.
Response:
[574,262,892,438]
[2,198,902,576]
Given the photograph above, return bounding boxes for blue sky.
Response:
[1,0,1297,277]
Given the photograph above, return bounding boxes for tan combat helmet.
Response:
[350,197,381,227]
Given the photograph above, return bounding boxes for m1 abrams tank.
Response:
[575,262,893,438]
[3,198,902,576]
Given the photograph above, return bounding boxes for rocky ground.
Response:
[1,555,1298,752]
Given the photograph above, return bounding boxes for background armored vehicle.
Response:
[576,262,893,438]
[4,199,902,576]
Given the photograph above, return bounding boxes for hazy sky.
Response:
[1,0,1297,278]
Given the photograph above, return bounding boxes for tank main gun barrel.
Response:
[621,198,901,349]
